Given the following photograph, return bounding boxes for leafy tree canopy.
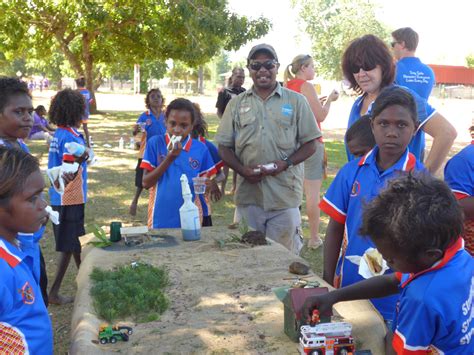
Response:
[0,0,270,97]
[467,54,474,68]
[295,0,389,80]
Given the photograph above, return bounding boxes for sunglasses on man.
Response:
[248,60,278,71]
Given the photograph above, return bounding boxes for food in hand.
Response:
[364,249,383,274]
[167,135,182,151]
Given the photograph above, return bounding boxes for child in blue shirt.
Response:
[75,77,93,147]
[48,89,89,305]
[0,77,51,306]
[305,174,474,354]
[345,114,375,158]
[444,125,474,255]
[191,102,223,226]
[141,98,217,229]
[320,87,425,322]
[129,88,166,216]
[0,147,53,354]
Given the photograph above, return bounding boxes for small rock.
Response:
[289,261,310,275]
[258,334,266,340]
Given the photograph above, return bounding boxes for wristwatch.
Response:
[283,156,294,169]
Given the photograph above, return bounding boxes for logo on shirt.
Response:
[351,181,361,197]
[189,157,200,170]
[281,104,293,117]
[19,281,35,304]
[146,118,152,126]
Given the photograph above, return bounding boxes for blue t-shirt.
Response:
[137,110,166,142]
[320,147,425,320]
[393,238,474,354]
[197,137,224,217]
[345,84,436,161]
[141,134,217,228]
[0,139,45,270]
[48,127,88,206]
[444,142,474,199]
[0,237,53,354]
[395,57,435,100]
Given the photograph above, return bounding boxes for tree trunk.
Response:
[134,64,140,94]
[82,32,98,113]
[198,66,204,94]
[109,77,114,91]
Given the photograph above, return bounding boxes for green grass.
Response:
[90,263,169,323]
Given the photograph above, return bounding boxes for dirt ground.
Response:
[70,228,386,354]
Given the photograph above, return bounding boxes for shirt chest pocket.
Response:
[235,112,257,150]
[274,115,296,150]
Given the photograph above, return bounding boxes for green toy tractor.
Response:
[98,324,133,344]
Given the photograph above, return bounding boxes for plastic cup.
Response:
[192,177,207,194]
[138,122,146,132]
[109,221,122,242]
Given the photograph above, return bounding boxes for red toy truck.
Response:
[299,322,355,355]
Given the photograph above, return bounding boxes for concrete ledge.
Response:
[70,227,386,354]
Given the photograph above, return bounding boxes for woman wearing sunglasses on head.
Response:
[284,54,339,250]
[342,34,456,174]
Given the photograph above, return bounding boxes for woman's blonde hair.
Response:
[283,54,313,83]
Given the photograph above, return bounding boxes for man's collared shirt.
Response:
[216,83,321,211]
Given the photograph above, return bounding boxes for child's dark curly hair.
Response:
[0,77,31,112]
[191,102,208,138]
[165,98,196,124]
[345,114,375,148]
[48,89,85,127]
[360,173,463,258]
[145,88,165,109]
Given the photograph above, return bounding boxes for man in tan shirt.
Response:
[216,44,321,254]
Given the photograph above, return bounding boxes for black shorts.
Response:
[52,204,85,253]
[135,158,144,188]
[202,216,212,227]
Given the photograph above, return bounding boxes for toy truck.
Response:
[98,324,133,344]
[299,322,355,355]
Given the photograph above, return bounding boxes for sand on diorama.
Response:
[70,227,386,354]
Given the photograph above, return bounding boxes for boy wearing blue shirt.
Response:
[346,85,435,162]
[141,98,216,229]
[0,77,51,306]
[444,126,474,255]
[304,173,474,354]
[75,77,93,147]
[0,148,53,354]
[320,87,425,322]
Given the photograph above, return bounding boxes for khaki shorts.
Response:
[236,205,303,255]
[304,141,324,180]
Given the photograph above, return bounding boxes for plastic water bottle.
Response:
[65,142,86,156]
[129,137,135,149]
[118,136,124,150]
[179,174,201,241]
